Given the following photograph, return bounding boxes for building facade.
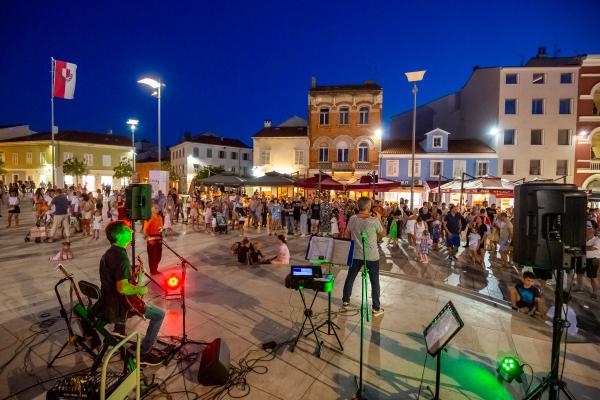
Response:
[170,132,252,190]
[0,131,133,189]
[573,55,600,192]
[252,116,309,177]
[307,79,382,182]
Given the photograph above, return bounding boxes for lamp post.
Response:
[405,70,426,210]
[138,77,165,169]
[126,119,139,171]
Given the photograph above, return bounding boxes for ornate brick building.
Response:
[307,79,382,183]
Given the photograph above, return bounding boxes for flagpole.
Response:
[50,57,56,188]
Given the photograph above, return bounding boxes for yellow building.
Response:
[0,131,133,190]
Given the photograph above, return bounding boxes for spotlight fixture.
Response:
[496,356,524,383]
[165,274,182,291]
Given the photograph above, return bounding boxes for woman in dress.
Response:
[6,189,20,228]
[270,234,290,265]
[116,195,126,220]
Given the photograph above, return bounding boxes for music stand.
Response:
[422,301,464,400]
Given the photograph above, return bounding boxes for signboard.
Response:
[149,170,169,198]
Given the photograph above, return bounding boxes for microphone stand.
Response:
[354,231,370,400]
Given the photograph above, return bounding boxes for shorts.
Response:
[311,219,320,225]
[499,239,510,252]
[239,221,245,226]
[8,206,20,214]
[446,232,460,248]
[576,258,599,278]
[516,299,535,310]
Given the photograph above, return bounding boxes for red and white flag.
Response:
[53,59,77,99]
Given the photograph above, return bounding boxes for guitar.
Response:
[56,264,101,349]
[125,255,147,318]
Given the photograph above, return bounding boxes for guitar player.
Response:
[91,220,165,366]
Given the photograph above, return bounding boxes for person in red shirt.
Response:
[144,205,163,275]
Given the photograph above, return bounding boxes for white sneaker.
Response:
[372,308,385,317]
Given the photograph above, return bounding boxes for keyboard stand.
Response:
[290,287,323,358]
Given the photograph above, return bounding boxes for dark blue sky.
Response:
[1,0,598,147]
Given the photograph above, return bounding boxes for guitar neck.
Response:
[57,264,85,305]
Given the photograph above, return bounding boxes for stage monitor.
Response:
[423,301,464,356]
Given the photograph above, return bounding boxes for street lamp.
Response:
[138,77,165,169]
[405,70,426,210]
[126,119,139,171]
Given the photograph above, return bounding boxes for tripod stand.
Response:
[354,231,370,400]
[308,261,343,351]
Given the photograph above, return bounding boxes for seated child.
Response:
[51,241,74,261]
[510,271,548,320]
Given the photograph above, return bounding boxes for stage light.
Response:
[496,356,524,383]
[165,274,181,290]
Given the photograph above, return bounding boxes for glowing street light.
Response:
[138,77,165,168]
[405,70,426,209]
[126,119,139,171]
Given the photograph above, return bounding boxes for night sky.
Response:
[1,0,598,147]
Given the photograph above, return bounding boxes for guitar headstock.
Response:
[57,264,72,278]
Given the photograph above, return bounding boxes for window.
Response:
[83,153,93,166]
[532,73,545,84]
[503,129,516,145]
[102,154,111,166]
[432,136,442,148]
[560,73,572,84]
[218,151,226,159]
[430,160,443,177]
[502,160,515,175]
[231,167,236,173]
[530,160,542,175]
[505,74,518,84]
[231,152,237,160]
[339,106,349,125]
[532,99,544,114]
[193,147,199,157]
[260,150,270,165]
[12,153,18,165]
[475,161,489,177]
[556,160,568,176]
[337,142,349,162]
[558,129,570,145]
[358,142,369,162]
[319,145,329,162]
[531,129,543,145]
[26,152,32,164]
[407,160,421,177]
[40,152,46,164]
[359,107,369,125]
[505,99,517,114]
[294,150,305,165]
[452,160,466,177]
[63,152,73,161]
[386,160,399,177]
[559,99,572,115]
[319,107,329,125]
[206,148,212,158]
[242,153,248,161]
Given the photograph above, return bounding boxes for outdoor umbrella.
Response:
[345,175,403,192]
[244,171,297,187]
[197,173,246,186]
[293,173,345,190]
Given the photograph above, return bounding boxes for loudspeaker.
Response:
[125,183,152,221]
[513,182,586,269]
[197,338,230,386]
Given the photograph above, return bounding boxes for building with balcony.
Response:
[573,55,600,193]
[252,116,309,177]
[170,132,252,190]
[307,79,382,183]
[0,130,133,189]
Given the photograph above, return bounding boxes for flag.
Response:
[53,59,77,99]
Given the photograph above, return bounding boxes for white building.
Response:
[170,132,252,189]
[252,116,309,177]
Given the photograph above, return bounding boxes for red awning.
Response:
[293,173,345,190]
[345,175,404,192]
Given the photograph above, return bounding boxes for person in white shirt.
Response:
[574,222,599,299]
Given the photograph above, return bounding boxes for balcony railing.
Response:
[591,161,600,171]
[332,161,353,171]
[309,161,377,172]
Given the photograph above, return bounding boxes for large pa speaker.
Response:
[125,183,152,221]
[513,182,586,269]
[197,338,230,386]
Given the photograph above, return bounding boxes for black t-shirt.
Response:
[92,245,132,323]
[284,202,294,217]
[444,212,462,234]
[237,246,251,264]
[486,207,496,224]
[311,204,320,219]
[293,201,301,219]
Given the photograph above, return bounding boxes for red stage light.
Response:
[165,274,181,290]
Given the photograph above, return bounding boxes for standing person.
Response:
[330,209,340,238]
[310,198,320,235]
[418,230,432,263]
[299,200,309,237]
[268,199,281,235]
[319,198,332,235]
[6,189,20,228]
[156,190,167,217]
[283,198,294,235]
[95,189,104,211]
[574,222,600,299]
[496,212,513,267]
[46,189,71,242]
[92,209,103,239]
[81,194,95,237]
[0,180,5,217]
[143,205,164,275]
[341,197,385,316]
[443,204,462,261]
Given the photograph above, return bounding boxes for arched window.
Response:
[319,143,329,162]
[319,107,330,125]
[337,142,349,162]
[339,106,349,125]
[359,106,369,125]
[358,142,369,162]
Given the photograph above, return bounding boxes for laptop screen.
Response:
[292,267,313,277]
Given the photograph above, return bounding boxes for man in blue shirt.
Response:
[46,188,71,243]
[443,204,462,260]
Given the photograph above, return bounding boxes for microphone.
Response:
[361,231,367,240]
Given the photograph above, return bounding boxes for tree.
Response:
[194,165,224,181]
[113,161,134,180]
[62,157,89,186]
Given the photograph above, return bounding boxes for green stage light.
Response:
[496,356,524,383]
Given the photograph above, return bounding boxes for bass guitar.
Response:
[125,255,147,318]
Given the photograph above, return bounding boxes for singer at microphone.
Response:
[341,196,386,317]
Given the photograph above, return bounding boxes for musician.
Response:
[92,220,165,366]
[144,205,163,275]
[341,197,385,317]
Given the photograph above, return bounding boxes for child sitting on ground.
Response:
[236,238,252,265]
[250,241,265,265]
[51,241,74,261]
[510,271,548,320]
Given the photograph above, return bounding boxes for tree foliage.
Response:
[161,161,179,182]
[62,157,89,185]
[113,161,134,179]
[194,165,225,181]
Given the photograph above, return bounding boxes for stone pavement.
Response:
[0,211,599,399]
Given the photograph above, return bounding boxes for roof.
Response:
[310,81,382,92]
[524,55,584,67]
[186,133,250,149]
[382,139,495,154]
[0,131,132,146]
[0,123,27,129]
[244,172,296,186]
[253,126,307,138]
[278,115,307,127]
[197,173,246,186]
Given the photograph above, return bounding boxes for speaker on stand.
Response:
[125,183,153,277]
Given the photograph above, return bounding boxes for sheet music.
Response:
[330,239,353,266]
[307,236,333,261]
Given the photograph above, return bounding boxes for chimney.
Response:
[107,129,113,135]
[537,46,547,58]
[311,76,317,88]
[263,119,272,128]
